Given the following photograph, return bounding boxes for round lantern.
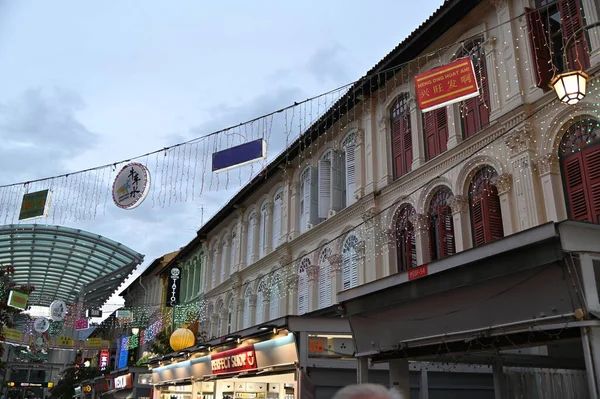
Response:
[170,328,195,351]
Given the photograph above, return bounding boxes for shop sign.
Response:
[86,337,102,347]
[87,308,102,318]
[114,374,132,390]
[408,264,428,281]
[211,345,257,375]
[414,57,479,112]
[166,267,181,307]
[75,318,89,330]
[99,349,110,371]
[82,385,92,393]
[4,328,23,342]
[112,162,151,210]
[19,189,51,221]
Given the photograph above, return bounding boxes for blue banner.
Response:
[212,139,266,172]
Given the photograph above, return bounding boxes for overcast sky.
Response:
[0,0,444,315]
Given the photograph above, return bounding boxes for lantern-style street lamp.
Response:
[550,70,591,105]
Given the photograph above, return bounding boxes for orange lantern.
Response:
[170,328,195,351]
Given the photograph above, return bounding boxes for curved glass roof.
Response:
[0,224,144,308]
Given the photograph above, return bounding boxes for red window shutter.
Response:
[583,149,600,222]
[424,111,436,160]
[424,108,448,160]
[405,223,416,269]
[402,115,413,175]
[438,205,455,257]
[392,119,404,178]
[563,155,589,221]
[484,186,504,242]
[392,114,411,178]
[436,108,448,154]
[559,0,590,70]
[525,7,553,89]
[471,197,486,246]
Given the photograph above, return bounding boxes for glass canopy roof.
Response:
[0,224,145,308]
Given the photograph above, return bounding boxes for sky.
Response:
[0,0,444,317]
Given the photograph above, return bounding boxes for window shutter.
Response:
[402,115,413,175]
[301,170,311,232]
[318,159,331,218]
[345,144,356,206]
[392,119,404,178]
[485,186,504,242]
[331,150,345,212]
[438,206,455,257]
[424,111,437,160]
[525,7,553,88]
[230,232,237,267]
[559,0,590,70]
[298,274,307,315]
[318,261,332,309]
[259,206,267,258]
[471,196,486,246]
[243,288,251,329]
[392,113,412,178]
[564,155,589,220]
[584,150,600,222]
[310,167,319,225]
[247,214,255,263]
[211,250,217,287]
[272,193,282,249]
[220,243,227,282]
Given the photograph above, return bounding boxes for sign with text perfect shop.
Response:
[211,345,257,374]
[415,57,480,112]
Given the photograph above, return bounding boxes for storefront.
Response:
[103,367,153,399]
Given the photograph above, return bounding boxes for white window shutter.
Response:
[345,144,356,206]
[342,234,359,290]
[317,262,332,309]
[220,243,227,282]
[310,167,319,225]
[331,150,345,212]
[211,250,217,287]
[270,273,280,319]
[318,159,331,218]
[272,193,282,249]
[301,170,311,233]
[247,214,255,264]
[243,286,252,329]
[230,232,237,268]
[259,206,267,258]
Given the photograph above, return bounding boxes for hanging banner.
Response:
[112,162,151,210]
[116,309,133,323]
[212,139,267,173]
[87,308,103,318]
[211,345,257,375]
[415,57,480,112]
[50,300,67,321]
[166,267,181,307]
[86,337,102,347]
[18,189,52,221]
[118,336,129,369]
[99,349,110,371]
[75,319,89,330]
[7,291,29,310]
[33,318,50,333]
[4,328,23,342]
[57,336,74,347]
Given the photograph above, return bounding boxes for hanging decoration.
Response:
[49,300,67,321]
[170,328,195,351]
[212,139,267,173]
[112,162,151,210]
[18,189,52,221]
[33,317,50,333]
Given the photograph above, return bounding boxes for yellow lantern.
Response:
[170,328,195,351]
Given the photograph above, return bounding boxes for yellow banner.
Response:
[4,328,22,342]
[57,336,74,347]
[86,338,102,347]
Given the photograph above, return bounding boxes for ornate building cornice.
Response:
[448,195,469,214]
[534,153,560,175]
[492,173,513,195]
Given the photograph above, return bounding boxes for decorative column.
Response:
[354,129,365,201]
[409,214,430,266]
[277,254,291,315]
[247,294,257,328]
[239,220,248,270]
[307,264,320,313]
[286,272,298,315]
[236,297,245,333]
[221,238,230,280]
[448,195,472,252]
[211,313,219,338]
[329,254,343,303]
[249,214,259,264]
[288,182,301,241]
[534,153,567,223]
[483,37,501,117]
[279,171,293,246]
[492,173,515,236]
[446,105,462,150]
[362,207,381,279]
[505,125,545,231]
[264,202,274,254]
[408,98,425,170]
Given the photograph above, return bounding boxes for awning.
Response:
[338,221,600,361]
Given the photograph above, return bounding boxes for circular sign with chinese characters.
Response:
[112,163,151,210]
[49,300,67,321]
[33,317,50,333]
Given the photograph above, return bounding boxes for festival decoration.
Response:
[18,189,51,221]
[33,317,50,333]
[112,162,151,210]
[50,300,67,321]
[212,139,267,172]
[169,328,195,351]
[551,70,591,105]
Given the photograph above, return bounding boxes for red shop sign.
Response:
[211,345,257,375]
[414,57,479,112]
[408,265,428,281]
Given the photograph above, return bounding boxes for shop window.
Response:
[390,93,412,179]
[458,37,490,139]
[394,204,416,272]
[469,165,504,246]
[341,233,360,290]
[297,257,310,315]
[559,119,600,222]
[527,0,589,89]
[317,247,332,309]
[428,186,455,260]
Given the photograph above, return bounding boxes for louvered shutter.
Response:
[402,115,413,175]
[564,155,589,220]
[298,272,308,315]
[310,167,319,225]
[342,253,351,290]
[318,261,332,309]
[392,118,404,178]
[220,243,227,281]
[318,159,331,218]
[255,288,264,325]
[345,144,356,205]
[243,288,251,329]
[230,232,237,267]
[247,214,255,263]
[300,170,311,232]
[272,193,282,249]
[438,206,455,257]
[331,150,345,211]
[471,196,486,246]
[526,7,553,89]
[424,111,437,160]
[485,186,504,242]
[351,247,359,287]
[584,149,600,222]
[211,251,217,287]
[436,108,448,154]
[259,206,267,258]
[559,0,590,70]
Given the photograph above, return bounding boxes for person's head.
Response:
[332,384,401,399]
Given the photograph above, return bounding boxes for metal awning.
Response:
[0,224,144,308]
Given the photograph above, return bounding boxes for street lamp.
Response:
[131,327,140,335]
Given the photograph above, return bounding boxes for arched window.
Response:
[220,239,227,282]
[395,205,416,271]
[230,230,237,268]
[256,278,266,324]
[428,187,455,260]
[390,93,412,179]
[269,272,281,319]
[227,297,234,334]
[259,201,268,258]
[272,189,284,249]
[298,257,310,315]
[317,247,332,309]
[469,166,504,246]
[243,285,252,329]
[342,133,357,206]
[559,119,600,222]
[459,38,490,139]
[247,211,256,264]
[216,301,224,337]
[342,233,360,290]
[299,168,317,233]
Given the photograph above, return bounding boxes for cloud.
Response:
[306,43,350,86]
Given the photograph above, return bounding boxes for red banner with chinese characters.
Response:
[210,344,257,375]
[415,57,480,112]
